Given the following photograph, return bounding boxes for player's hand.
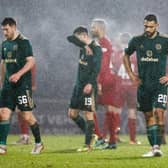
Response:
[85,45,93,55]
[98,83,102,95]
[160,76,168,85]
[9,72,21,83]
[129,73,142,86]
[83,84,92,94]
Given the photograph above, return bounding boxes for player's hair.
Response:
[144,14,158,23]
[92,18,106,31]
[1,17,16,26]
[73,26,88,35]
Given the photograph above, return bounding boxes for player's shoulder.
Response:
[17,34,29,41]
[158,33,168,39]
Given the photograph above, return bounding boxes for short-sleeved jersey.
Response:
[1,34,33,88]
[125,32,168,90]
[76,40,102,87]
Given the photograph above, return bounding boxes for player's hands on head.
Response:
[9,72,21,83]
[83,84,92,94]
[159,76,168,85]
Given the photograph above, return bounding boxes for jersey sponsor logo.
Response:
[155,43,162,50]
[141,57,158,62]
[4,58,17,63]
[79,59,88,66]
[141,50,159,62]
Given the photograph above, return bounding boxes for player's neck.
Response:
[149,31,158,39]
[11,31,19,40]
[99,32,105,39]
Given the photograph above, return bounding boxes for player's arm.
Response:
[0,59,5,87]
[67,35,93,55]
[83,45,102,94]
[123,53,141,86]
[9,56,35,83]
[159,63,168,85]
[31,64,36,91]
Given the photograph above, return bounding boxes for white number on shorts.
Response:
[158,94,167,104]
[84,98,92,106]
[18,95,28,104]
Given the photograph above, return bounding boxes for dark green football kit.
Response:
[70,41,102,112]
[125,32,168,112]
[0,34,34,111]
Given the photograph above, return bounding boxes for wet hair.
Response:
[1,17,16,26]
[73,26,88,35]
[144,14,158,23]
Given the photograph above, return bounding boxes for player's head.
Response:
[73,26,89,43]
[144,14,159,37]
[90,18,106,38]
[1,17,17,40]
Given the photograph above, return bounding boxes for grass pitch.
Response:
[0,135,168,168]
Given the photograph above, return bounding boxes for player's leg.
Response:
[17,87,43,154]
[14,108,30,145]
[103,105,121,149]
[21,111,43,154]
[0,88,15,154]
[68,108,85,132]
[128,108,137,144]
[0,108,12,154]
[93,112,102,139]
[84,111,95,150]
[69,86,86,133]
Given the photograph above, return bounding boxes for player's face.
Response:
[90,23,99,38]
[144,20,158,37]
[1,24,16,40]
[74,33,87,43]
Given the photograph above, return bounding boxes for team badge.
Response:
[3,48,6,51]
[13,44,18,51]
[146,50,153,57]
[155,43,162,50]
[7,51,12,58]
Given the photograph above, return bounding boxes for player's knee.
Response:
[68,109,78,119]
[155,109,164,125]
[85,112,93,120]
[0,108,11,120]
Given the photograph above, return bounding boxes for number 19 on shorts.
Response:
[84,97,92,106]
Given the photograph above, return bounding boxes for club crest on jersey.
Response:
[146,50,153,57]
[3,48,6,51]
[155,43,162,50]
[13,44,18,51]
